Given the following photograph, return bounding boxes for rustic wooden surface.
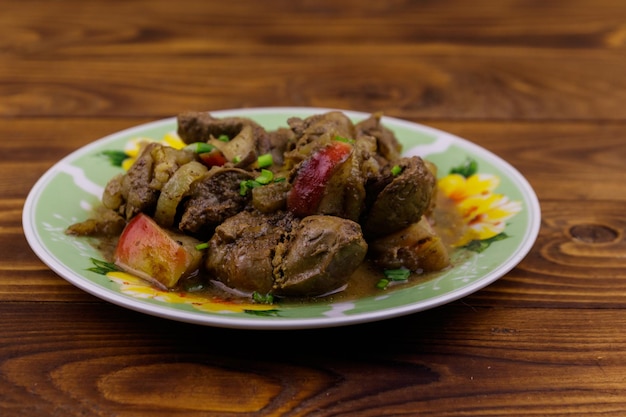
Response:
[2,0,626,415]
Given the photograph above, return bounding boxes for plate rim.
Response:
[22,106,541,330]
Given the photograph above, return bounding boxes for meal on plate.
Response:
[67,111,461,302]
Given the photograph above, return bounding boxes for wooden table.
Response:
[3,1,626,415]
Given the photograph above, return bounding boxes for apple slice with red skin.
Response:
[287,141,353,217]
[114,213,203,289]
[198,148,228,167]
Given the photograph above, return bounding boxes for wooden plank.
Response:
[0,303,625,416]
[1,0,626,120]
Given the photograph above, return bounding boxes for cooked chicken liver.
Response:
[206,211,367,297]
[78,110,449,299]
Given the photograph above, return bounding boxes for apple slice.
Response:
[114,213,203,289]
[368,216,450,272]
[287,141,353,217]
[198,148,228,167]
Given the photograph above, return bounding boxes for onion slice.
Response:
[154,161,208,228]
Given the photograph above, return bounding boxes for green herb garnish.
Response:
[257,153,273,168]
[255,169,274,185]
[384,267,410,281]
[239,179,260,196]
[252,291,274,304]
[377,268,410,289]
[376,278,390,289]
[334,135,355,144]
[239,171,283,196]
[184,142,215,154]
[391,165,403,176]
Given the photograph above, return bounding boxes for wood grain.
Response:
[1,303,626,416]
[2,0,626,120]
[2,0,626,415]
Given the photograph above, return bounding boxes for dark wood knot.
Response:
[569,224,620,244]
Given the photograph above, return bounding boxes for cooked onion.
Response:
[154,161,208,228]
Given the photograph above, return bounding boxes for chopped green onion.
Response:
[252,291,274,304]
[217,134,230,142]
[334,135,355,144]
[384,267,410,281]
[233,155,241,163]
[376,278,390,289]
[184,142,215,154]
[195,242,209,250]
[239,180,252,196]
[239,179,262,196]
[391,165,403,176]
[257,153,273,168]
[255,169,274,185]
[377,268,410,290]
[239,174,284,196]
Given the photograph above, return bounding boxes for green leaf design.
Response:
[244,309,282,317]
[449,158,478,178]
[100,150,128,167]
[252,291,275,304]
[87,258,119,275]
[462,233,510,253]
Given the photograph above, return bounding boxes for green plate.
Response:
[23,108,540,329]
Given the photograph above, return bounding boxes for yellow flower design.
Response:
[438,172,522,247]
[106,271,277,314]
[121,132,187,170]
[438,173,500,201]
